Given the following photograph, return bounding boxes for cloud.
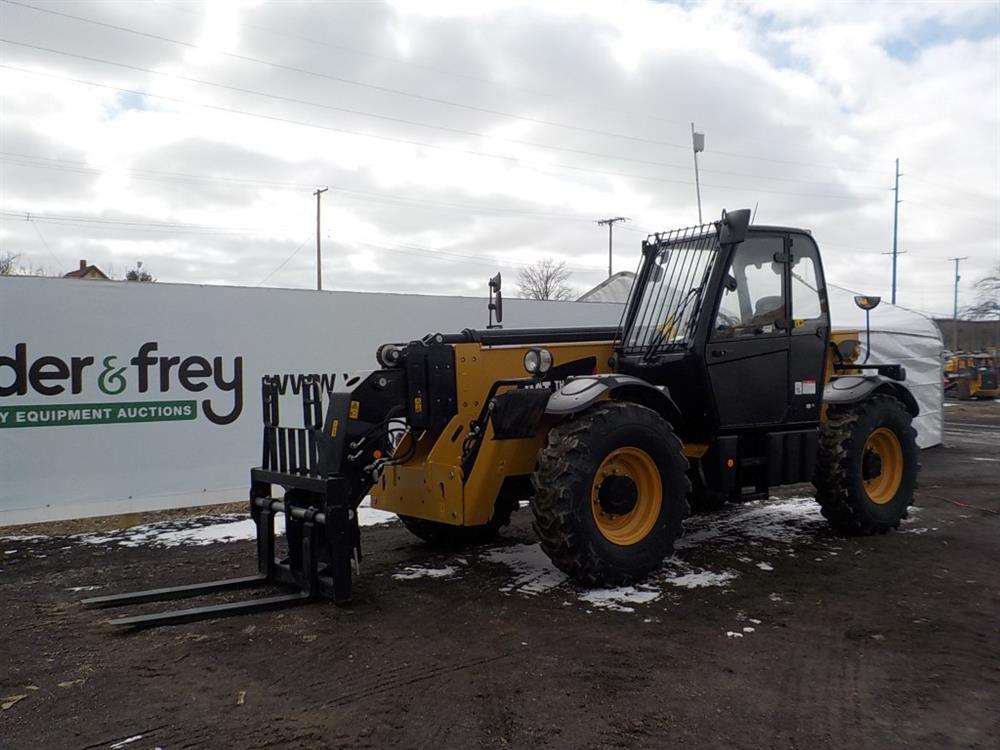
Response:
[0,0,996,315]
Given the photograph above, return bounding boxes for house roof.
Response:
[64,260,110,280]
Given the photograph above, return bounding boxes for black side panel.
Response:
[708,341,789,427]
[703,435,739,495]
[766,429,819,486]
[491,389,550,439]
[406,344,457,431]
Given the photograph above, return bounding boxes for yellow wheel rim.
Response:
[591,446,662,546]
[863,427,903,505]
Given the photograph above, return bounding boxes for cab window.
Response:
[713,236,786,339]
[788,233,828,332]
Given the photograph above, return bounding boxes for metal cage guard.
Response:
[82,377,361,628]
[618,221,721,360]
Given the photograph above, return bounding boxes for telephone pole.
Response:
[890,158,902,304]
[949,256,968,350]
[595,217,629,278]
[691,123,705,224]
[314,187,328,291]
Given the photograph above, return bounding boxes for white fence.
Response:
[1,277,621,525]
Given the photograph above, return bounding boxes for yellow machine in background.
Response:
[945,352,999,400]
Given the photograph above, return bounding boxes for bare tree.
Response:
[517,258,574,301]
[964,263,1000,320]
[1,251,20,276]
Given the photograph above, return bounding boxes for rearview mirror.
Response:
[488,273,503,329]
[854,295,881,311]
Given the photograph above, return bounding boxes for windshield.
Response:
[621,228,720,357]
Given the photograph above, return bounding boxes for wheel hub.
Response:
[862,427,904,505]
[597,474,639,516]
[862,449,883,481]
[590,446,664,546]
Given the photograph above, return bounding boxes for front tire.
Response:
[531,401,690,586]
[399,493,518,549]
[814,394,918,534]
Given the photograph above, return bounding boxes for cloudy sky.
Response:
[1,0,997,315]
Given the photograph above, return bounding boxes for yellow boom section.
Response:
[371,340,615,526]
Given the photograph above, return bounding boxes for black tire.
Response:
[956,378,972,401]
[398,492,518,549]
[813,394,919,535]
[531,401,690,586]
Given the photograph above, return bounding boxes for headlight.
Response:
[524,348,553,375]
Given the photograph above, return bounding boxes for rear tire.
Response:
[956,379,972,401]
[531,401,690,586]
[813,394,918,535]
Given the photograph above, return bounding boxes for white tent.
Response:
[579,273,943,447]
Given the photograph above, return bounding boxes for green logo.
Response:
[0,400,197,428]
[98,356,127,395]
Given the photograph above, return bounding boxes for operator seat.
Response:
[750,295,785,328]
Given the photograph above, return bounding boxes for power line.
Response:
[125,0,871,154]
[256,237,311,286]
[0,63,886,202]
[0,39,890,192]
[0,1,692,152]
[0,0,891,177]
[0,209,264,234]
[0,152,598,221]
[29,220,64,269]
[2,210,608,275]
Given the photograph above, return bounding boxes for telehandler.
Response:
[84,209,920,626]
[944,352,999,400]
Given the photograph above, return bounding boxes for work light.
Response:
[524,348,553,375]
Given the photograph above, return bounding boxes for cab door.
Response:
[706,233,790,429]
[786,232,830,425]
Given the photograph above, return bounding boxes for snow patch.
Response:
[677,496,825,550]
[663,566,738,589]
[578,585,661,613]
[74,498,395,549]
[483,544,737,611]
[108,735,144,749]
[393,565,458,581]
[483,544,566,595]
[757,562,774,571]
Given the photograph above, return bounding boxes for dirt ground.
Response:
[2,402,998,749]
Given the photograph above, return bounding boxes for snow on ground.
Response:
[479,542,739,612]
[392,565,459,581]
[676,496,826,549]
[73,498,395,549]
[473,496,843,614]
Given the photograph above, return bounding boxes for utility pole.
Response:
[313,187,328,291]
[890,158,903,304]
[949,256,968,351]
[691,123,705,224]
[595,217,629,278]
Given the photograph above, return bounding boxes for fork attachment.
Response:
[82,376,363,628]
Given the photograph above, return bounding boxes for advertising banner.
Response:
[1,277,621,524]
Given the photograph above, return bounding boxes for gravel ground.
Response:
[1,401,998,749]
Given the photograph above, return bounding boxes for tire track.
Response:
[322,653,510,708]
